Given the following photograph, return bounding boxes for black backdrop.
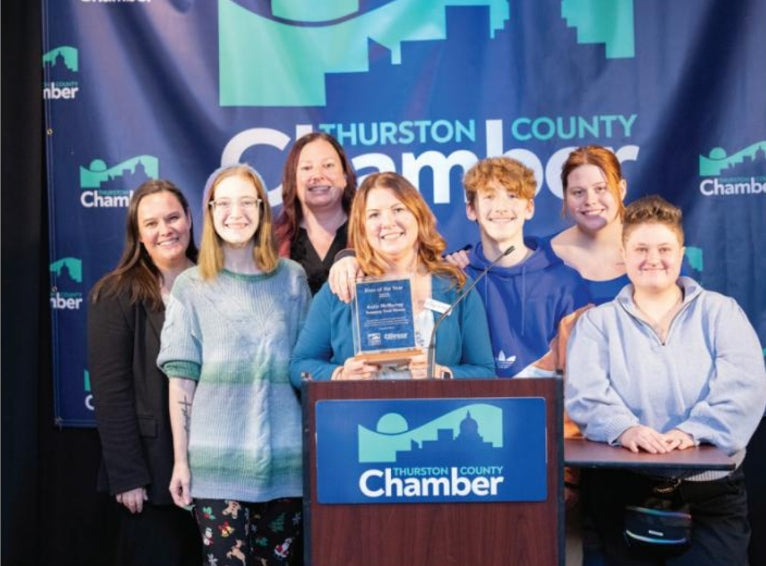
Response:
[2,2,764,566]
[2,2,118,565]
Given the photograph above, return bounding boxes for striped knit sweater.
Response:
[159,259,311,502]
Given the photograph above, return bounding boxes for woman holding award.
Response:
[290,171,494,383]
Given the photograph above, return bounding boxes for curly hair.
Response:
[622,194,684,245]
[463,156,537,206]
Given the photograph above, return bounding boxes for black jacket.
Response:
[88,290,175,505]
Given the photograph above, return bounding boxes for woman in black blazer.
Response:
[88,179,201,566]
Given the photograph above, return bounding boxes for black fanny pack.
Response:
[623,479,692,556]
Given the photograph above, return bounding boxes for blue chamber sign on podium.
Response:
[315,397,547,504]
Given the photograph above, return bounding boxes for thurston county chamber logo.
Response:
[79,155,159,208]
[698,142,766,197]
[42,46,80,100]
[50,257,84,310]
[83,370,95,411]
[684,246,704,278]
[218,0,634,108]
[562,0,635,58]
[218,0,510,107]
[315,398,547,504]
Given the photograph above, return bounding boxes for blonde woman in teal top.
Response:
[159,164,311,566]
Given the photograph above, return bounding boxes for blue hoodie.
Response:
[465,237,590,377]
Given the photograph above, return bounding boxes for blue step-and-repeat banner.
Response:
[43,0,766,425]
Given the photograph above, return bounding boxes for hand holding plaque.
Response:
[352,276,424,366]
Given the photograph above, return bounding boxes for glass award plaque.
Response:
[352,276,423,365]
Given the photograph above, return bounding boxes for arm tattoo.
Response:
[179,395,192,435]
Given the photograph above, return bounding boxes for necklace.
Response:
[633,291,683,343]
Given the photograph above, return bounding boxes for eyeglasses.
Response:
[208,198,262,212]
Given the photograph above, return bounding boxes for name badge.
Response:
[424,298,450,314]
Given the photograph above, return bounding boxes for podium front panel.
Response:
[303,378,563,566]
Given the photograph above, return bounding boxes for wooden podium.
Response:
[302,378,564,566]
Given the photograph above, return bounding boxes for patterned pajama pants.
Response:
[193,497,302,566]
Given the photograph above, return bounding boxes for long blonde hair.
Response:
[198,164,278,279]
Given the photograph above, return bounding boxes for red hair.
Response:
[560,145,626,218]
[349,172,466,287]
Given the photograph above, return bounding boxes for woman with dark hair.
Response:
[160,164,310,566]
[290,171,494,382]
[88,179,201,565]
[275,131,357,293]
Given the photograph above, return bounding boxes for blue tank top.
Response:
[586,274,630,305]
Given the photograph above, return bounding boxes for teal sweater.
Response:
[290,274,495,383]
[159,260,311,502]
